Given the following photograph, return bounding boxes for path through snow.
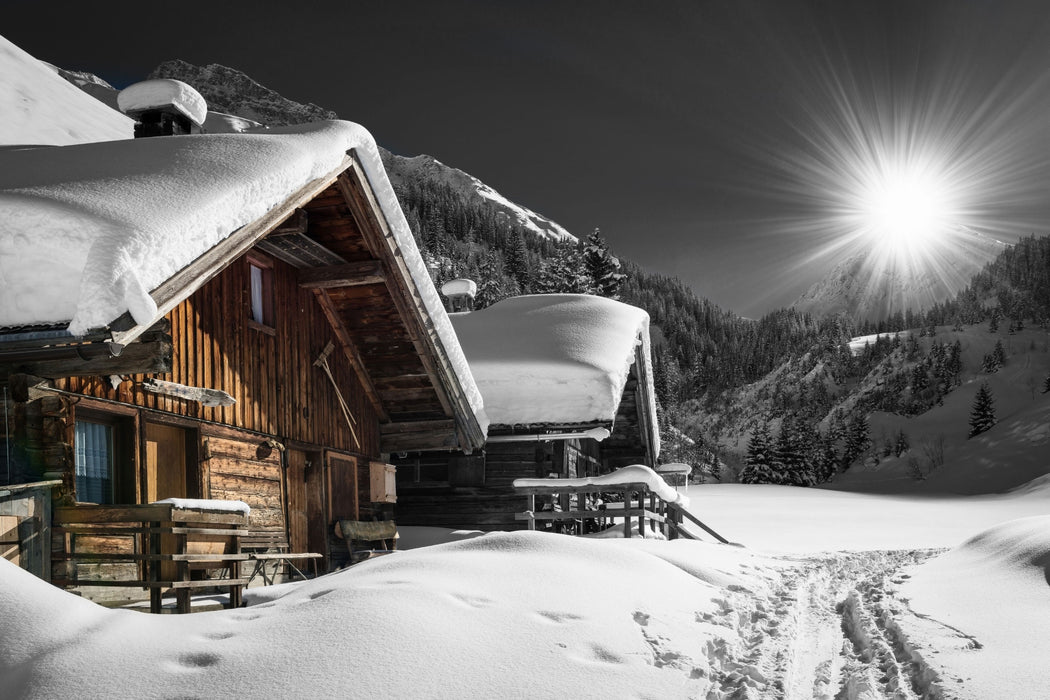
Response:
[699,549,965,699]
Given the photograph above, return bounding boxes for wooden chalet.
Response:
[393,294,660,532]
[0,122,486,596]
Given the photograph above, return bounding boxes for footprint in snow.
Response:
[537,610,583,624]
[164,652,221,673]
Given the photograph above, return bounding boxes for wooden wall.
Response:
[393,438,605,532]
[56,248,380,458]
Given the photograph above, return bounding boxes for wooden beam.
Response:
[108,156,353,347]
[381,429,460,453]
[0,339,172,379]
[380,419,455,435]
[297,261,386,289]
[337,159,485,452]
[312,289,390,423]
[272,208,308,236]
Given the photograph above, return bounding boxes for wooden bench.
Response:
[241,527,323,585]
[335,520,398,566]
[52,503,250,614]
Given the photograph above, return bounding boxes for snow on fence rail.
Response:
[512,465,729,543]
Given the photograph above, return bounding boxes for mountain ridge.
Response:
[793,227,1006,322]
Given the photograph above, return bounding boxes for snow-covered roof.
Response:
[117,79,208,126]
[0,119,486,430]
[451,294,656,435]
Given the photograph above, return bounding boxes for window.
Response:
[75,420,115,504]
[74,413,134,504]
[247,254,275,329]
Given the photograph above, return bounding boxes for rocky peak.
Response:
[148,59,338,126]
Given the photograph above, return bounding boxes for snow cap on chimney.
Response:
[118,79,207,137]
[441,278,477,312]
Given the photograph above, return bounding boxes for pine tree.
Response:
[739,423,777,484]
[1043,374,1050,394]
[774,415,818,486]
[473,253,509,309]
[505,233,531,294]
[894,429,910,458]
[533,244,589,294]
[841,412,871,470]
[582,229,626,299]
[968,383,996,437]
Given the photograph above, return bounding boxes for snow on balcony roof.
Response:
[117,79,208,126]
[451,294,655,430]
[0,120,486,427]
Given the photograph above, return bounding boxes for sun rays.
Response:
[730,10,1050,316]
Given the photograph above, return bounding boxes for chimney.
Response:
[117,79,207,138]
[440,278,477,312]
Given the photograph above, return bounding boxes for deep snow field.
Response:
[3,478,1049,699]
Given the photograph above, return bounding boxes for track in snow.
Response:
[697,549,963,700]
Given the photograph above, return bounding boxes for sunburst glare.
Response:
[732,11,1050,317]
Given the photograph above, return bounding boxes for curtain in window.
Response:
[250,264,265,324]
[75,421,113,504]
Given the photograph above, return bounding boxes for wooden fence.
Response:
[513,480,729,543]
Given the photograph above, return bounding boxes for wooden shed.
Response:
[393,294,660,531]
[0,122,486,594]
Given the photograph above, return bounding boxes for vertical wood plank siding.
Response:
[57,250,380,458]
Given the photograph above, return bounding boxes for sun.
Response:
[851,161,958,257]
[860,168,949,245]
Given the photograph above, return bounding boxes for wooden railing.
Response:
[52,503,249,613]
[513,480,729,543]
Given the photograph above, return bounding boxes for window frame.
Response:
[73,410,136,505]
[246,252,276,334]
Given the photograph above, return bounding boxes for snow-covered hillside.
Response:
[384,152,577,244]
[832,326,1050,494]
[0,33,132,145]
[692,322,1050,492]
[794,228,1005,322]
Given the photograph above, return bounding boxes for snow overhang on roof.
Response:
[0,120,488,443]
[451,294,657,443]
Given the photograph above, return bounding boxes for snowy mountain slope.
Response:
[148,59,338,126]
[383,152,577,243]
[0,33,132,145]
[695,321,1050,494]
[831,326,1050,494]
[794,228,1005,322]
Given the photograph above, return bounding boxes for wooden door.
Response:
[327,455,358,522]
[286,449,309,553]
[145,423,189,581]
[287,449,326,562]
[145,423,188,503]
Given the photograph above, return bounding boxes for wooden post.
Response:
[526,494,536,531]
[637,491,645,538]
[149,519,161,614]
[229,524,243,608]
[623,490,631,538]
[648,493,656,537]
[176,531,190,614]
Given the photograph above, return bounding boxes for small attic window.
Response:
[247,254,275,332]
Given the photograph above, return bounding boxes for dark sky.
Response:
[6,0,1050,316]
